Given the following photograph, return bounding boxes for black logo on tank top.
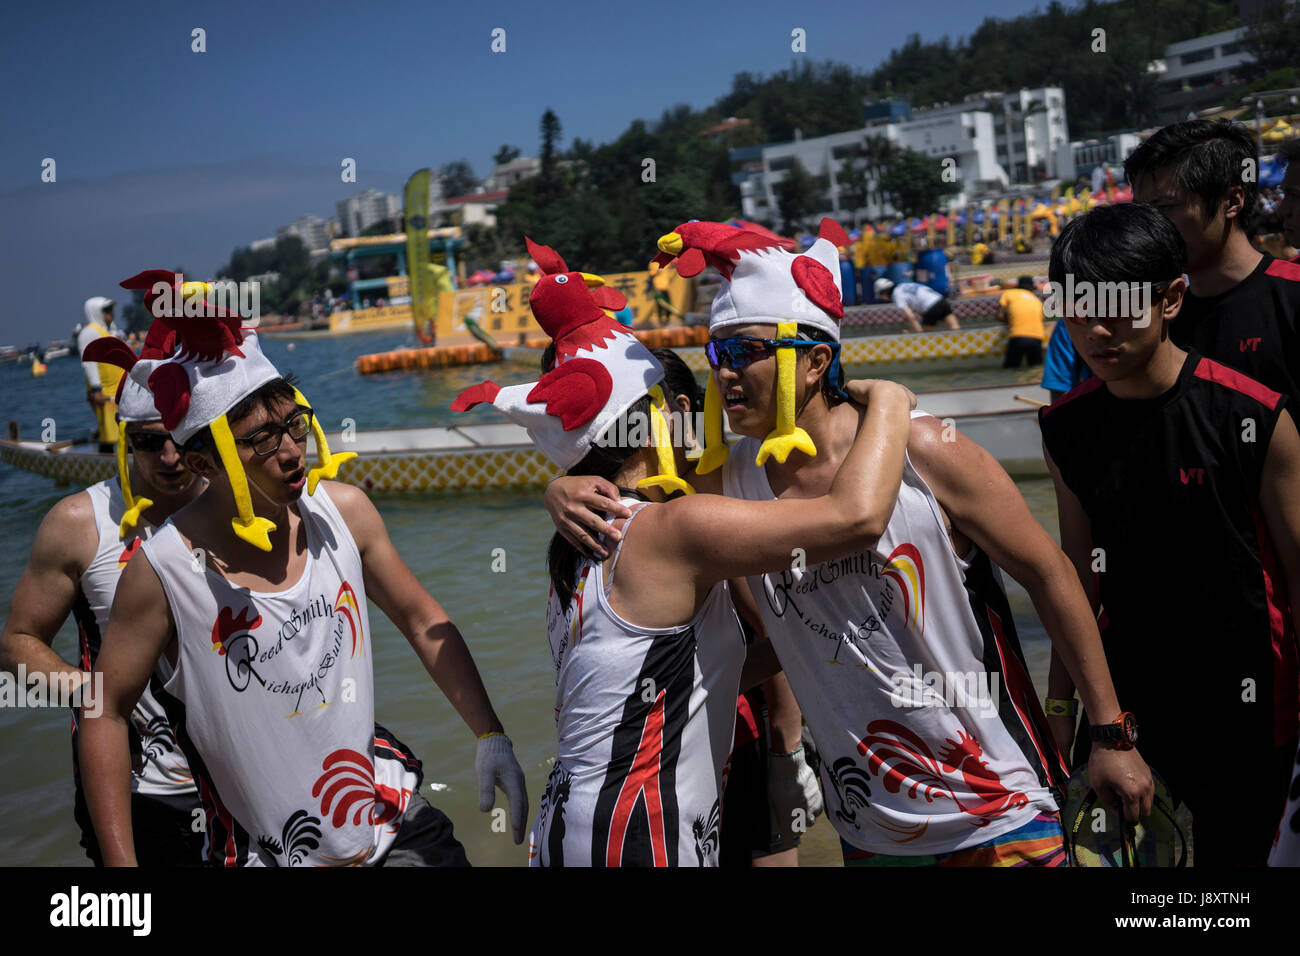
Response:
[825,757,873,829]
[258,808,323,866]
[693,798,721,866]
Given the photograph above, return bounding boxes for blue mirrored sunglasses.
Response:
[705,336,829,371]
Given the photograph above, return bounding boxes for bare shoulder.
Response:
[318,480,383,545]
[906,413,989,477]
[319,479,370,514]
[34,490,98,574]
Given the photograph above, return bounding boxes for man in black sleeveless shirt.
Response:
[1039,204,1300,865]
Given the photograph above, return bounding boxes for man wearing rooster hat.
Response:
[453,239,916,865]
[0,299,206,865]
[79,272,526,866]
[548,220,1153,865]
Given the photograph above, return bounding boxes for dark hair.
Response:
[1278,136,1300,166]
[183,374,300,453]
[651,347,701,414]
[794,325,846,405]
[1049,204,1186,288]
[1017,275,1035,291]
[1123,119,1258,223]
[541,343,662,612]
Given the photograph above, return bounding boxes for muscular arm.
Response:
[1043,443,1099,751]
[79,552,174,866]
[1259,409,1300,649]
[328,482,504,739]
[0,493,96,681]
[656,383,914,584]
[909,418,1152,818]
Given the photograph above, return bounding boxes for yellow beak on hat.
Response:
[657,233,684,255]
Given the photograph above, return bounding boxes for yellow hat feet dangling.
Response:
[635,385,695,497]
[692,375,731,475]
[293,387,357,495]
[115,430,153,537]
[210,415,277,551]
[756,322,816,466]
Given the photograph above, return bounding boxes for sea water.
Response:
[0,329,1054,866]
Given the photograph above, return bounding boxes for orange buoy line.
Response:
[355,326,711,375]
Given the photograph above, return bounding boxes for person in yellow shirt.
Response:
[971,240,990,265]
[998,276,1046,368]
[75,297,124,452]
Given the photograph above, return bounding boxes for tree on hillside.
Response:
[493,144,521,167]
[775,158,819,233]
[1242,0,1300,80]
[439,160,479,199]
[878,147,960,219]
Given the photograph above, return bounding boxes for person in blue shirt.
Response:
[1041,320,1091,401]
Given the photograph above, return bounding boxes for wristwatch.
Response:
[1088,711,1138,750]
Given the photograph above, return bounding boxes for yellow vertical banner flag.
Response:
[405,168,437,344]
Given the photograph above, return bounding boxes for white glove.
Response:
[768,746,824,836]
[475,734,529,845]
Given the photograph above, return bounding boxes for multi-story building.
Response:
[277,215,332,257]
[1151,27,1254,124]
[481,156,540,193]
[732,87,1071,227]
[335,189,402,237]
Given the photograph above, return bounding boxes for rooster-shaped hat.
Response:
[652,218,850,471]
[79,314,182,537]
[452,239,693,495]
[85,270,354,551]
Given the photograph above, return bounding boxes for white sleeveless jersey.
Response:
[141,485,421,867]
[71,479,195,798]
[722,414,1067,855]
[529,501,746,867]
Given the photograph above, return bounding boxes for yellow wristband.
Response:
[477,731,505,741]
[1043,698,1077,718]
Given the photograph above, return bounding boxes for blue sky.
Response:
[2,0,1046,342]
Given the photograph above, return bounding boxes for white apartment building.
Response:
[335,189,402,237]
[1151,27,1253,123]
[481,156,540,193]
[735,87,1071,227]
[277,215,332,256]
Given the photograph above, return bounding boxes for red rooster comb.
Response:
[118,269,245,363]
[651,221,789,279]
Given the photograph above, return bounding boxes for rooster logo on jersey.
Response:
[856,719,1028,830]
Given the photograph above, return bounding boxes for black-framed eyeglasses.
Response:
[125,430,180,454]
[705,336,832,371]
[234,408,313,457]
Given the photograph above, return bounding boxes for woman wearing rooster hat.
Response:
[79,272,527,866]
[452,239,916,866]
[547,220,1154,866]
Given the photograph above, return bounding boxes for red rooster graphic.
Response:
[857,719,1028,826]
[312,749,409,829]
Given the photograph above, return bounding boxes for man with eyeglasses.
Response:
[1039,204,1300,866]
[78,281,526,867]
[547,220,1152,866]
[0,335,206,865]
